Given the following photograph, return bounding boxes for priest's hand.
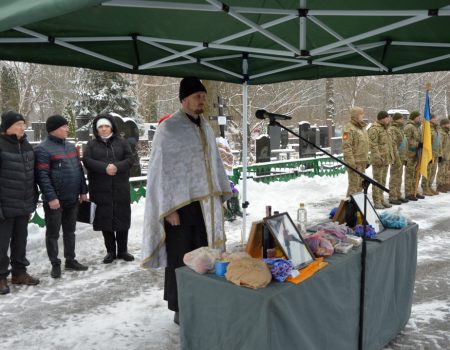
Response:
[165,211,180,226]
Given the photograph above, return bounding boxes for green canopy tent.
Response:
[1,0,449,83]
[1,0,450,238]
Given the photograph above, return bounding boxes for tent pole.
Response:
[241,81,248,244]
[241,56,249,245]
[299,0,306,51]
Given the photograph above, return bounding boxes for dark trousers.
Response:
[44,200,78,266]
[102,230,129,254]
[0,215,30,279]
[164,202,207,312]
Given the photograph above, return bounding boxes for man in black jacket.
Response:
[35,115,89,278]
[0,111,39,295]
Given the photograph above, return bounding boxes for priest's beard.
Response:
[194,108,204,115]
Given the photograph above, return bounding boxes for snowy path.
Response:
[1,174,449,350]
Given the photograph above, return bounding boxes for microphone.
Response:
[255,109,292,120]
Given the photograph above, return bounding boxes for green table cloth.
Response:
[177,224,418,350]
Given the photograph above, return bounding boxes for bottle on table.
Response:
[296,203,307,234]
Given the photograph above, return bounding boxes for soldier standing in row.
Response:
[436,118,450,192]
[403,111,424,201]
[368,111,394,209]
[388,113,409,204]
[421,114,441,196]
[342,106,369,197]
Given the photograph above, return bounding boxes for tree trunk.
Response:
[202,80,220,137]
[325,78,335,120]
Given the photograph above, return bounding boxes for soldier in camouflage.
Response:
[421,114,441,196]
[437,118,450,192]
[343,107,369,197]
[388,113,408,205]
[403,111,424,201]
[368,111,394,209]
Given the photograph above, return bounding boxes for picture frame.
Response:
[263,212,315,269]
[350,192,385,234]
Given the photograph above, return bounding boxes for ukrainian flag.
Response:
[420,91,432,178]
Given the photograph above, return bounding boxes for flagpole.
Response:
[414,82,432,196]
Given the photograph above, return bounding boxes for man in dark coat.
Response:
[0,111,39,295]
[83,114,135,263]
[35,115,89,278]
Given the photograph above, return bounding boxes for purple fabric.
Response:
[263,258,294,282]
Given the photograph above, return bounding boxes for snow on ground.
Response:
[1,172,449,349]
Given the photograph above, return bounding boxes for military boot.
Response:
[373,202,385,210]
[389,199,402,205]
[406,195,418,201]
[431,189,439,195]
[416,194,425,199]
[399,197,409,203]
[436,185,447,193]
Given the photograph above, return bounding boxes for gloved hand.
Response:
[418,142,423,149]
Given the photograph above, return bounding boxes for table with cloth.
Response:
[176,223,418,350]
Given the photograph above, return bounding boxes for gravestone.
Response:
[76,115,91,141]
[319,126,329,147]
[31,121,47,141]
[111,113,141,177]
[309,125,320,151]
[25,129,34,142]
[298,121,315,158]
[280,129,289,149]
[331,137,343,154]
[148,128,156,142]
[268,125,281,151]
[255,135,271,176]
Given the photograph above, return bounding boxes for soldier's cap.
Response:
[409,111,421,120]
[377,111,389,120]
[393,113,404,121]
[440,118,450,126]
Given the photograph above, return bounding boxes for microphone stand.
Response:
[267,117,388,350]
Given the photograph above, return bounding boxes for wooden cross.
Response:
[209,96,233,138]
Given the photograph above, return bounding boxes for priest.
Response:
[142,77,232,324]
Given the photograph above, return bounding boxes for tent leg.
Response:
[241,81,248,244]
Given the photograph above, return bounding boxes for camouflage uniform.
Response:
[368,121,395,206]
[421,122,441,195]
[437,121,450,191]
[403,119,422,197]
[343,120,369,197]
[388,121,407,201]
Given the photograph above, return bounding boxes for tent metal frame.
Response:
[1,1,448,82]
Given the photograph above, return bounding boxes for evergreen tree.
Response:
[74,70,142,123]
[63,102,77,138]
[0,65,20,112]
